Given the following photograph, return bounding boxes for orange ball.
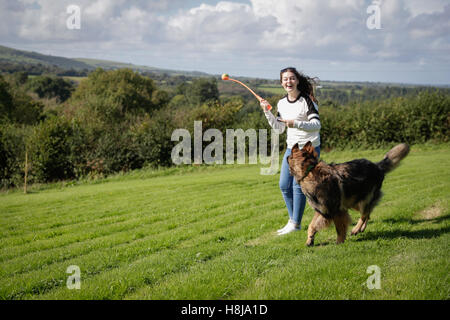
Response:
[221,73,229,80]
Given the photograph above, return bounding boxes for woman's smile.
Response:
[281,71,300,100]
[281,71,299,94]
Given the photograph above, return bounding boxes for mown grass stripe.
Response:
[2,200,284,299]
[34,205,287,300]
[2,174,274,246]
[0,172,263,231]
[0,181,280,263]
[0,190,281,278]
[0,194,283,286]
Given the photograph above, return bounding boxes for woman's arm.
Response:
[278,118,320,131]
[293,98,321,131]
[260,99,286,133]
[293,118,321,131]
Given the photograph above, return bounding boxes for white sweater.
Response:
[264,94,321,149]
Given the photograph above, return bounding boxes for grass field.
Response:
[0,144,449,300]
[257,84,285,95]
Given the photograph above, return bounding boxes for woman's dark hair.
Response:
[280,67,319,103]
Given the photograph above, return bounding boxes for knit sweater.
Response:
[264,94,321,149]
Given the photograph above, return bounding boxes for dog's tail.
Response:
[377,143,410,174]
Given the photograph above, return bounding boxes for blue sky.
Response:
[1,0,449,85]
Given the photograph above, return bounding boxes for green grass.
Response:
[62,76,87,84]
[0,144,449,300]
[257,84,285,95]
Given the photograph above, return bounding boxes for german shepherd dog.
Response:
[287,141,410,246]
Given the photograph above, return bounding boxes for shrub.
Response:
[187,100,243,133]
[93,124,142,174]
[26,75,74,102]
[185,78,220,106]
[0,75,43,125]
[320,91,449,149]
[28,116,75,182]
[70,68,168,121]
[0,76,14,121]
[131,112,177,168]
[0,124,30,188]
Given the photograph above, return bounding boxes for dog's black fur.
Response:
[287,141,410,246]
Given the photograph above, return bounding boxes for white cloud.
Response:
[404,0,447,17]
[166,1,272,54]
[0,0,448,83]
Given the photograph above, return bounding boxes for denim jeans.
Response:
[279,146,321,226]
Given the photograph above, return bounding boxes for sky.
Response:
[1,0,449,85]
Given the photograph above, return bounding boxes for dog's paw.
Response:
[306,238,314,247]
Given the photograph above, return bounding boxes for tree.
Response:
[0,75,43,125]
[28,116,75,182]
[70,68,168,122]
[26,75,74,102]
[0,76,14,121]
[187,78,219,106]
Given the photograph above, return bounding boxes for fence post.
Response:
[24,149,28,194]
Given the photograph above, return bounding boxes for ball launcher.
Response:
[221,74,272,111]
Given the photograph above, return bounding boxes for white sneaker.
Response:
[277,221,291,233]
[277,222,300,235]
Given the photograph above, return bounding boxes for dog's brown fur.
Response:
[288,141,410,246]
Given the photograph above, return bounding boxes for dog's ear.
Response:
[303,141,318,157]
[292,143,300,152]
[302,141,313,152]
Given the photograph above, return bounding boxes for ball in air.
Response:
[221,73,230,80]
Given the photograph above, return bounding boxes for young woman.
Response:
[260,67,321,235]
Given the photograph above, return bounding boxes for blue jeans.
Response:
[279,146,321,226]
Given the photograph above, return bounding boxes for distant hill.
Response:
[0,44,210,77]
[74,57,209,77]
[1,45,447,88]
[0,45,92,70]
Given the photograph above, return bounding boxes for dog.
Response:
[287,141,410,246]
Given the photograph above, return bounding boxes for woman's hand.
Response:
[279,119,295,128]
[259,99,271,111]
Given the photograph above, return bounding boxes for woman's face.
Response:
[281,71,299,94]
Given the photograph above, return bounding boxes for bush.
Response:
[185,78,220,106]
[0,76,14,121]
[0,75,43,125]
[28,116,75,182]
[320,91,449,149]
[132,112,177,168]
[70,68,168,121]
[92,124,142,174]
[26,75,74,102]
[187,100,243,132]
[0,124,30,188]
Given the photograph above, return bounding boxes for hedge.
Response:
[320,90,449,149]
[0,91,448,188]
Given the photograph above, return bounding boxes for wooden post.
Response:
[24,150,28,194]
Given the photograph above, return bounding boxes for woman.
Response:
[260,67,321,235]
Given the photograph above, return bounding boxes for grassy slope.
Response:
[0,45,209,77]
[0,45,92,70]
[0,144,448,300]
[74,58,209,77]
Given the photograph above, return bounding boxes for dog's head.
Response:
[287,141,319,180]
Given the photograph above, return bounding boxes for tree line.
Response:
[0,68,448,189]
[0,61,89,77]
